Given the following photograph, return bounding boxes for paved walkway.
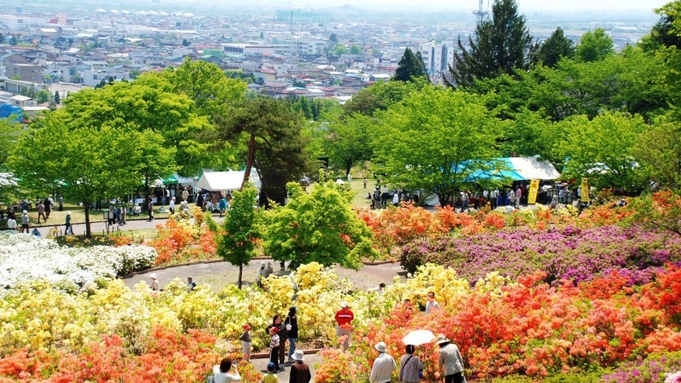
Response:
[251,354,321,383]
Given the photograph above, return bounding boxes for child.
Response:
[239,324,252,361]
[262,362,278,383]
[269,326,280,372]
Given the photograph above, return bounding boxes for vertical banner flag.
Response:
[528,179,540,205]
[581,178,590,203]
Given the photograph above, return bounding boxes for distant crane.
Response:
[473,0,489,25]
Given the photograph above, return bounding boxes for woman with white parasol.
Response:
[399,330,433,383]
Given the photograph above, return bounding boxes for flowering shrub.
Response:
[0,232,156,288]
[148,215,217,266]
[400,226,681,284]
[601,352,681,383]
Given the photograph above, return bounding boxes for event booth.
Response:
[196,169,261,192]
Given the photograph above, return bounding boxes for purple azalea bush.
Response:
[400,226,681,285]
[601,352,681,383]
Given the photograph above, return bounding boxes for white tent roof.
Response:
[509,157,561,180]
[196,170,261,191]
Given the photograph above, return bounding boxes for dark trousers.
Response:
[270,346,279,368]
[445,372,463,383]
[148,210,154,220]
[279,338,286,364]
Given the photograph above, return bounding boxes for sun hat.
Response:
[22,210,27,214]
[66,211,71,215]
[150,273,158,280]
[243,324,251,331]
[436,334,450,345]
[293,349,304,361]
[341,301,348,308]
[375,342,387,353]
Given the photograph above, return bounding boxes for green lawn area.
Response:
[24,204,172,227]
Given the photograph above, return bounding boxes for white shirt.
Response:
[370,353,396,383]
[425,300,440,314]
[7,218,17,229]
[212,365,241,383]
[169,200,175,209]
[392,193,399,204]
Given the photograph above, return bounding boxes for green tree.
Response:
[0,120,22,202]
[500,108,563,162]
[371,86,502,203]
[182,39,190,47]
[36,89,51,104]
[292,96,313,119]
[333,43,348,56]
[10,112,144,237]
[555,112,647,193]
[215,96,315,205]
[53,91,60,104]
[634,114,681,189]
[575,28,614,62]
[641,1,681,51]
[264,181,377,269]
[449,0,534,88]
[215,185,261,289]
[329,33,338,43]
[323,111,374,176]
[9,35,18,46]
[0,33,5,44]
[343,79,425,117]
[534,27,575,68]
[394,48,429,82]
[350,44,362,54]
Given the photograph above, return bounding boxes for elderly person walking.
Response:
[370,342,396,383]
[400,344,423,383]
[289,350,311,383]
[335,301,354,351]
[437,335,465,383]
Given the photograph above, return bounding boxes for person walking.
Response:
[370,342,396,383]
[335,301,354,351]
[289,350,311,383]
[400,344,423,383]
[44,196,53,219]
[64,211,73,235]
[147,197,154,222]
[20,210,30,233]
[436,335,465,383]
[285,307,299,362]
[37,201,46,224]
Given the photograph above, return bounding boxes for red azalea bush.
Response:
[0,326,261,383]
[148,218,217,266]
[338,266,681,382]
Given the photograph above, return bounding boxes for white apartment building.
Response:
[273,32,326,56]
[419,41,456,74]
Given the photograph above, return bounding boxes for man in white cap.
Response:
[265,262,274,278]
[334,301,354,351]
[289,350,311,383]
[257,262,267,288]
[149,273,159,291]
[370,341,396,383]
[436,335,465,383]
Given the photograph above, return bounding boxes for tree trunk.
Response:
[345,159,352,178]
[241,134,256,190]
[238,264,243,289]
[84,203,91,238]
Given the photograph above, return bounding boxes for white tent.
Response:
[509,157,561,180]
[196,170,261,192]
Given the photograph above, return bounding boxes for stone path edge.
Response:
[119,258,399,279]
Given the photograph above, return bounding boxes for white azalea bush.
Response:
[0,232,157,288]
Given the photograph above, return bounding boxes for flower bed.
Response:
[400,226,681,285]
[0,232,157,288]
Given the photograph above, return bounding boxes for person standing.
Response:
[169,197,176,215]
[370,342,396,383]
[182,188,189,202]
[187,276,197,291]
[392,192,399,207]
[147,197,154,222]
[265,262,274,278]
[219,195,227,217]
[57,194,64,212]
[7,216,17,231]
[37,201,46,224]
[268,326,281,372]
[64,211,73,235]
[239,324,252,362]
[285,307,299,363]
[363,177,367,189]
[400,344,423,383]
[212,357,241,383]
[425,292,440,314]
[150,273,159,291]
[335,301,354,351]
[272,315,288,370]
[437,335,465,383]
[20,210,30,233]
[289,350,311,383]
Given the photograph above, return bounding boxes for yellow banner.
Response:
[528,179,540,205]
[581,178,590,203]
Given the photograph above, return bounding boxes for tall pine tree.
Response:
[394,48,429,82]
[534,27,575,68]
[448,0,534,88]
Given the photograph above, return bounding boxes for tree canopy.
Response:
[264,181,377,269]
[534,27,575,68]
[575,28,614,62]
[449,0,534,88]
[394,48,429,82]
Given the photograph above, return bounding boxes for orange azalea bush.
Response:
[0,326,261,383]
[320,265,681,382]
[148,216,217,266]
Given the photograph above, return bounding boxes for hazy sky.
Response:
[514,0,667,12]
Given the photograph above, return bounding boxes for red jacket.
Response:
[335,308,354,326]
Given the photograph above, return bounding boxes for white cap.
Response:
[341,301,348,308]
[150,273,158,280]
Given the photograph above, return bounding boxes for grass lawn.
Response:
[25,204,172,227]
